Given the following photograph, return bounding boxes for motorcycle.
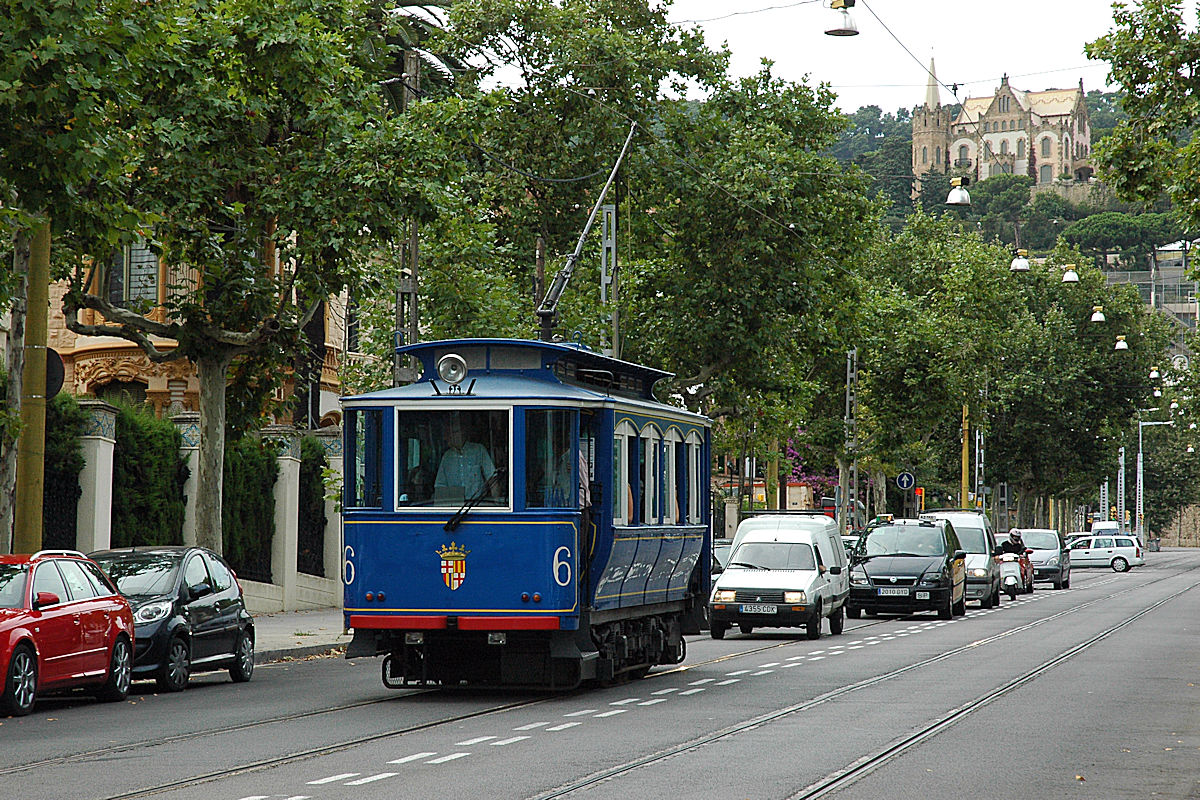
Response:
[997,551,1034,599]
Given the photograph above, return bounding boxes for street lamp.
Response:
[946,176,971,206]
[825,0,859,36]
[1115,335,1129,351]
[1009,249,1030,273]
[1090,305,1106,323]
[1062,264,1080,284]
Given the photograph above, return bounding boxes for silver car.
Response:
[1015,528,1070,589]
[1067,534,1144,572]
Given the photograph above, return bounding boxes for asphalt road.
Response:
[4,548,1200,800]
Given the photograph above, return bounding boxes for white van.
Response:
[710,513,849,640]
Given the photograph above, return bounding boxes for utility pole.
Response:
[393,50,421,386]
[1117,447,1126,533]
[844,349,859,532]
[14,217,50,553]
[960,403,970,509]
[599,205,616,356]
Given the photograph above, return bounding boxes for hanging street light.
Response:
[1009,249,1030,272]
[1090,305,1106,323]
[1062,264,1080,284]
[825,0,860,36]
[946,176,971,206]
[1115,335,1129,351]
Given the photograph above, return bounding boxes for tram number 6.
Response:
[344,545,356,586]
[553,546,572,587]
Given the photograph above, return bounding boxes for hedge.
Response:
[43,394,88,550]
[222,436,278,583]
[297,435,328,576]
[111,404,187,547]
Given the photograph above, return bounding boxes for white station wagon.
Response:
[1067,534,1144,572]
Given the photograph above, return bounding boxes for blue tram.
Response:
[341,338,712,688]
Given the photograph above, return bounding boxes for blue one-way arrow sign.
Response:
[896,472,915,491]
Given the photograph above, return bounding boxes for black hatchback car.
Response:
[90,546,254,691]
[846,518,967,619]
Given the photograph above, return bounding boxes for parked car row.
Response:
[709,507,1146,641]
[1,546,254,717]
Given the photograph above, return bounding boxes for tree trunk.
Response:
[872,469,888,517]
[836,455,848,536]
[0,230,30,554]
[195,352,233,554]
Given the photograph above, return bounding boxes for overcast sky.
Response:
[665,0,1124,114]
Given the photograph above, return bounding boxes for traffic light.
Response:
[914,487,925,512]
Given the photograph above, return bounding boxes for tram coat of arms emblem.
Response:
[437,542,470,590]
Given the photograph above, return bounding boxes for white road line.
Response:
[678,688,706,695]
[780,662,801,668]
[865,640,879,645]
[848,640,863,645]
[639,698,668,706]
[689,678,715,685]
[715,678,741,685]
[547,722,581,731]
[809,656,825,661]
[751,670,774,675]
[610,698,642,705]
[455,736,496,746]
[513,722,550,731]
[848,645,864,650]
[236,796,270,799]
[652,687,679,695]
[563,709,597,717]
[809,650,826,655]
[282,796,312,800]
[346,773,398,786]
[389,752,438,764]
[427,753,470,764]
[756,662,780,668]
[726,669,752,675]
[828,651,844,656]
[594,709,628,717]
[490,736,530,746]
[786,655,806,661]
[308,774,360,785]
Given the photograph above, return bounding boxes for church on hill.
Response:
[911,60,1094,195]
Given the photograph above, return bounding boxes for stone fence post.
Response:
[313,426,343,600]
[171,412,200,547]
[76,400,118,554]
[260,425,300,610]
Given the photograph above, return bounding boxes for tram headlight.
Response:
[437,353,468,385]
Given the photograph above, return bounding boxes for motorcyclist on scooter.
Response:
[999,529,1026,556]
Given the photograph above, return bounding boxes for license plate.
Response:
[915,591,930,600]
[741,603,778,614]
[878,587,908,596]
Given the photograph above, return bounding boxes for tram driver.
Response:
[435,413,500,501]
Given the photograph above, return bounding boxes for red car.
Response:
[0,550,134,716]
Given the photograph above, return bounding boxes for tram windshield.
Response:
[396,409,509,507]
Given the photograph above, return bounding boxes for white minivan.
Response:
[710,513,849,640]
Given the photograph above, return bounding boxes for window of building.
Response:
[922,146,927,164]
[958,144,969,163]
[1041,137,1051,157]
[108,239,159,309]
[1017,138,1025,159]
[935,147,941,164]
[1000,140,1008,155]
[1040,164,1053,184]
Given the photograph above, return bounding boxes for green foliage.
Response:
[43,394,87,550]
[221,436,278,582]
[111,404,187,547]
[297,436,328,577]
[827,105,913,163]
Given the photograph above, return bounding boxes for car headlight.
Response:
[714,590,736,603]
[784,591,807,604]
[850,569,870,586]
[134,600,172,624]
[919,571,945,586]
[968,567,989,578]
[1046,556,1059,567]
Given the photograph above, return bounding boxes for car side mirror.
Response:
[33,591,60,609]
[187,582,213,600]
[954,550,967,560]
[828,566,842,575]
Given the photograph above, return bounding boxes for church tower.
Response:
[911,58,951,196]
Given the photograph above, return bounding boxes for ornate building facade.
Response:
[912,61,1093,194]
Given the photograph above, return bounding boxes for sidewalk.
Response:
[252,607,352,664]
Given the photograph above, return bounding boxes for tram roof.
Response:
[343,338,698,415]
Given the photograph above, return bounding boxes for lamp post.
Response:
[1137,412,1173,538]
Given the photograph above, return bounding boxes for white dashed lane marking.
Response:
[610,698,641,705]
[547,722,581,731]
[563,709,597,717]
[689,678,716,685]
[346,773,398,786]
[308,774,359,785]
[426,753,470,764]
[594,709,628,718]
[751,670,774,676]
[490,736,530,746]
[638,698,668,706]
[389,752,437,764]
[652,687,679,695]
[514,722,549,730]
[726,669,752,675]
[715,678,741,685]
[455,736,496,746]
[678,688,706,695]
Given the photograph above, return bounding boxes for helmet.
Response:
[1008,528,1022,542]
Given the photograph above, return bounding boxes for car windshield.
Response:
[0,564,28,609]
[94,552,180,597]
[1021,531,1060,549]
[729,542,816,570]
[393,409,510,508]
[954,525,988,554]
[863,525,946,557]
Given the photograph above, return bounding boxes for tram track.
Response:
[530,567,1199,799]
[13,568,1169,799]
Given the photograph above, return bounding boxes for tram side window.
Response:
[686,434,703,523]
[395,409,509,507]
[348,408,384,509]
[614,421,637,525]
[525,409,576,509]
[665,434,680,524]
[641,426,660,525]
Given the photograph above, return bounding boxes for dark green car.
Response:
[847,519,967,619]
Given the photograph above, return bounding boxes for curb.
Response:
[255,643,347,665]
